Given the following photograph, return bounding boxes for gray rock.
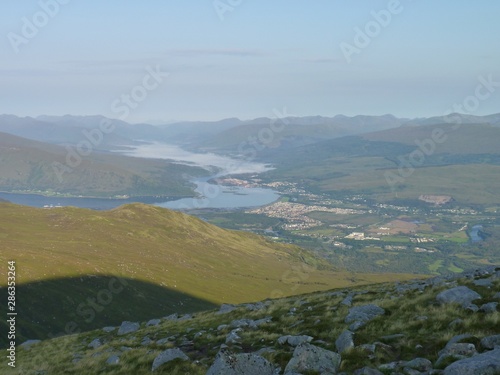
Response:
[359,344,376,354]
[254,347,276,356]
[439,342,477,358]
[493,292,500,299]
[479,302,498,313]
[245,302,267,311]
[480,334,500,350]
[217,304,237,314]
[106,354,120,365]
[473,278,493,287]
[403,369,422,375]
[225,329,242,344]
[354,367,383,375]
[194,331,205,339]
[151,348,189,371]
[117,321,140,335]
[443,348,500,374]
[341,294,354,307]
[436,343,477,367]
[278,335,313,347]
[436,286,481,307]
[349,321,366,331]
[444,334,475,349]
[378,361,404,371]
[88,338,102,349]
[465,303,480,312]
[146,319,161,327]
[19,340,41,350]
[217,324,228,331]
[141,336,153,346]
[156,336,175,345]
[164,313,178,321]
[284,343,341,374]
[177,314,193,321]
[404,357,432,372]
[102,326,116,332]
[206,349,280,375]
[345,304,385,325]
[335,330,355,353]
[230,317,271,329]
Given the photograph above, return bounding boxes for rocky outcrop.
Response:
[151,348,189,371]
[436,286,482,307]
[117,321,140,335]
[443,348,500,374]
[206,349,280,375]
[284,343,341,374]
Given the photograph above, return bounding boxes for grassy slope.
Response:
[0,132,205,197]
[0,202,419,344]
[262,124,500,205]
[6,268,499,374]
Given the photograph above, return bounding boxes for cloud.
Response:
[167,48,266,58]
[299,57,343,64]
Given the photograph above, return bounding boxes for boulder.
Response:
[354,367,383,375]
[436,343,477,367]
[225,329,242,344]
[278,335,313,347]
[403,357,432,372]
[341,294,354,307]
[479,302,498,313]
[345,304,385,325]
[117,321,140,335]
[443,348,500,374]
[151,348,189,371]
[335,330,355,353]
[88,338,102,349]
[146,319,161,327]
[217,304,237,314]
[284,343,341,374]
[473,279,493,287]
[480,334,500,350]
[106,354,120,365]
[436,286,481,307]
[206,349,279,375]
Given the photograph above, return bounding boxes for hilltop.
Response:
[0,202,416,345]
[0,131,205,197]
[6,266,499,374]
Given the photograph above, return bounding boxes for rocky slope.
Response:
[7,266,500,374]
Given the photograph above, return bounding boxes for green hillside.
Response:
[261,124,500,205]
[0,202,418,345]
[4,266,498,374]
[0,132,205,197]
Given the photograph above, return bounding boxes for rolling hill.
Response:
[0,202,419,345]
[260,123,500,205]
[0,132,205,197]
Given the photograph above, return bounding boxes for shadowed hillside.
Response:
[0,276,217,347]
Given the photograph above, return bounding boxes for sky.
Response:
[0,0,499,123]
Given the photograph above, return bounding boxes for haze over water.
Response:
[118,142,274,176]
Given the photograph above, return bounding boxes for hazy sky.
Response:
[1,0,499,123]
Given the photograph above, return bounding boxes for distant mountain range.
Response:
[1,113,499,154]
[1,112,499,198]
